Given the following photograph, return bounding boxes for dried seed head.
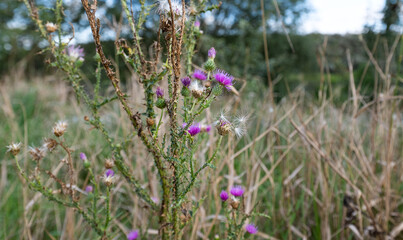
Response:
[84,116,90,121]
[157,0,185,17]
[102,169,115,186]
[189,6,197,16]
[45,22,58,33]
[53,121,68,137]
[234,114,249,126]
[192,89,203,99]
[6,142,22,156]
[216,120,232,136]
[104,159,114,169]
[190,81,204,99]
[43,138,58,152]
[230,196,240,209]
[180,208,192,223]
[234,126,246,138]
[146,117,156,127]
[29,146,46,161]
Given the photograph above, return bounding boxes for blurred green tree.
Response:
[382,0,401,34]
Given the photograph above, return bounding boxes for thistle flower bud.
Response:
[43,138,58,152]
[245,224,258,234]
[53,121,68,137]
[204,59,216,72]
[212,84,223,96]
[84,161,91,169]
[181,87,190,97]
[104,159,114,169]
[156,98,167,109]
[45,22,58,33]
[181,77,191,87]
[208,47,216,59]
[6,142,22,156]
[80,152,87,161]
[127,230,139,240]
[156,87,164,98]
[220,190,229,202]
[79,152,90,168]
[85,185,93,193]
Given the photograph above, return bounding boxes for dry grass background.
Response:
[0,37,402,240]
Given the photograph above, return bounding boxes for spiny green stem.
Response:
[104,186,111,235]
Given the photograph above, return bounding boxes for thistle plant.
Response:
[8,0,266,239]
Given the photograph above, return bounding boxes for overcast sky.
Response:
[301,0,386,34]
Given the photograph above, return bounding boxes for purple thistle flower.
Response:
[127,230,139,240]
[213,70,234,90]
[194,20,200,28]
[85,185,93,193]
[192,70,207,81]
[205,125,211,132]
[208,47,216,59]
[105,169,115,177]
[66,45,84,61]
[187,123,201,136]
[220,190,229,201]
[151,197,159,204]
[245,224,258,234]
[182,122,188,128]
[230,186,244,197]
[181,76,191,87]
[80,152,87,161]
[156,87,164,98]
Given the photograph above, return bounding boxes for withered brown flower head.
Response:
[6,142,22,156]
[43,138,58,152]
[29,147,46,161]
[53,121,68,137]
[45,22,58,33]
